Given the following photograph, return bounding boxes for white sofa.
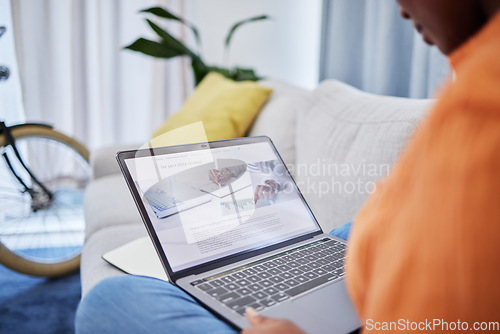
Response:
[81,79,433,296]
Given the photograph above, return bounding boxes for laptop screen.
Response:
[123,138,321,273]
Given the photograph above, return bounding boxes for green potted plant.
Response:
[125,7,269,85]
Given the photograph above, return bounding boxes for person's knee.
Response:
[76,275,191,333]
[76,276,123,333]
[76,275,154,333]
[76,275,236,334]
[329,221,353,241]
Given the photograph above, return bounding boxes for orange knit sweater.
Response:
[346,11,500,333]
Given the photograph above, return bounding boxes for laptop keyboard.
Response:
[191,238,347,316]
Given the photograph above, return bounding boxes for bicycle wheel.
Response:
[0,124,91,277]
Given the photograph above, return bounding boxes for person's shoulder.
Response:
[451,39,500,118]
[414,45,500,164]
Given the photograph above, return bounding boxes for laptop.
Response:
[116,136,361,334]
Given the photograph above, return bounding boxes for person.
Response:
[75,1,500,333]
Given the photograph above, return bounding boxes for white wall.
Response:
[185,0,322,90]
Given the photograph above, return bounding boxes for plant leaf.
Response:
[191,59,209,85]
[141,7,202,52]
[146,19,199,59]
[124,38,184,58]
[224,15,269,50]
[232,67,261,81]
[141,6,181,20]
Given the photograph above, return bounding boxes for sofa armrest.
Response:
[91,144,142,179]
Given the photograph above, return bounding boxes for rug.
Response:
[0,264,81,334]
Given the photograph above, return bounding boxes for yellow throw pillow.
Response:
[152,72,273,143]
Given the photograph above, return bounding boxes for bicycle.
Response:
[0,121,91,277]
[0,24,91,277]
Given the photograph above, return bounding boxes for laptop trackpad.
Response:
[262,305,331,334]
[291,280,360,333]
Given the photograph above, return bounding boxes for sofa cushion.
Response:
[249,80,313,169]
[91,144,142,180]
[81,224,147,296]
[152,72,273,143]
[295,80,434,232]
[84,174,142,240]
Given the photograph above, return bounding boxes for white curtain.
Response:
[10,0,191,150]
[0,0,25,124]
[320,0,451,98]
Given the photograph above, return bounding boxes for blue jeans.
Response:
[75,223,352,333]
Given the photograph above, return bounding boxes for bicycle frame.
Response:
[0,121,55,207]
